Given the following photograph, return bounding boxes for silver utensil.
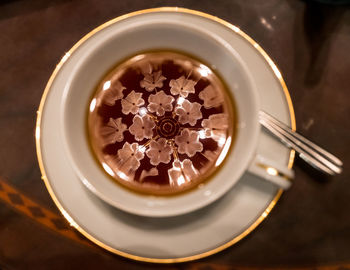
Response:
[259,110,343,175]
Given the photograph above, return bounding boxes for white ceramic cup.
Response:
[61,13,293,217]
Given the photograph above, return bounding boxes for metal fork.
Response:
[258,111,343,175]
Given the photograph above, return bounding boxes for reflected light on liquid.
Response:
[103,80,111,91]
[89,98,97,112]
[176,175,185,186]
[138,145,146,153]
[217,136,226,147]
[177,96,185,105]
[139,107,148,116]
[198,64,212,77]
[198,130,206,139]
[132,54,146,62]
[215,137,231,167]
[102,162,115,177]
[117,171,128,180]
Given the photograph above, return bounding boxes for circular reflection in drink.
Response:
[88,51,236,195]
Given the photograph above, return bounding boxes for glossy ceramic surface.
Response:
[60,11,265,217]
[36,8,295,262]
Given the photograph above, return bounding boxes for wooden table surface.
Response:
[0,0,349,269]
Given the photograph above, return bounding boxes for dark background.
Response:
[0,0,349,269]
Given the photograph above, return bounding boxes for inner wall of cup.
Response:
[62,22,259,213]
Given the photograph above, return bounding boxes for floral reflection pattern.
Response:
[89,52,232,194]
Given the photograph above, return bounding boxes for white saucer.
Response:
[36,8,295,263]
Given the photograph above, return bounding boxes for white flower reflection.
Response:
[129,115,155,141]
[175,99,202,126]
[175,128,203,157]
[121,90,145,115]
[117,142,145,171]
[169,75,196,97]
[93,55,232,192]
[198,85,224,109]
[168,159,199,186]
[140,70,166,92]
[100,78,126,106]
[146,138,173,166]
[100,117,127,145]
[147,90,174,116]
[201,113,229,141]
[140,167,159,182]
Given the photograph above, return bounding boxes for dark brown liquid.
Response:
[88,51,235,195]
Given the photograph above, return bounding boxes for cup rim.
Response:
[60,11,261,217]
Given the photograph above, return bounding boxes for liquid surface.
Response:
[88,51,235,195]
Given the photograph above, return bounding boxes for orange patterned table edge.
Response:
[0,177,91,248]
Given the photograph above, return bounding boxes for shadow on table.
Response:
[295,155,333,183]
[303,1,347,86]
[289,1,347,87]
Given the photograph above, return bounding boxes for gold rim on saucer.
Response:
[35,7,296,263]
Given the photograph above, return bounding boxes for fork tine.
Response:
[259,113,342,175]
[259,111,343,167]
[260,118,336,175]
